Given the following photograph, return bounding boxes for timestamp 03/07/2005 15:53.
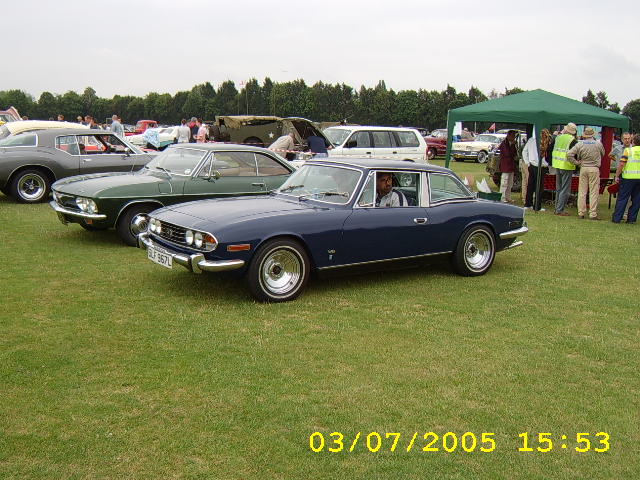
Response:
[308,431,611,454]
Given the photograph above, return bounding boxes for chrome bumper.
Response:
[499,225,529,240]
[137,232,245,274]
[49,201,107,220]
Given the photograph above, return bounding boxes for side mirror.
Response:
[124,147,131,157]
[211,169,221,180]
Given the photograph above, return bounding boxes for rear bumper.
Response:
[138,232,245,273]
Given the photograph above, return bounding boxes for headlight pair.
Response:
[75,197,98,214]
[185,229,217,250]
[149,218,162,234]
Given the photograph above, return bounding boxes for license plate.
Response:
[147,245,172,269]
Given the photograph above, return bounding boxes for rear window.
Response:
[0,133,37,147]
[396,131,420,147]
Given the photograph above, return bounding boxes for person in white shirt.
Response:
[375,172,408,207]
[268,132,296,159]
[522,131,548,210]
[177,119,191,143]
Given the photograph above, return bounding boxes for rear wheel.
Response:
[116,204,156,247]
[427,148,437,161]
[451,225,496,276]
[10,169,51,203]
[246,239,310,302]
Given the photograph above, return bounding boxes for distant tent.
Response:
[445,89,629,166]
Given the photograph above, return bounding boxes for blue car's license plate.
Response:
[148,245,172,269]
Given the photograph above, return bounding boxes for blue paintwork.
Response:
[147,159,525,274]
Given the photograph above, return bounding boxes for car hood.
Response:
[154,195,326,229]
[52,170,170,197]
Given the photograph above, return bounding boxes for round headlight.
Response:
[185,230,194,245]
[75,197,87,211]
[149,219,156,232]
[194,232,203,248]
[86,199,98,214]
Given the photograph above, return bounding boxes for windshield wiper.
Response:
[155,166,172,178]
[299,191,349,201]
[279,184,304,193]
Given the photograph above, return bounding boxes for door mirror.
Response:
[124,147,131,157]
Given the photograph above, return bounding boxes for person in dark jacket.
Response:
[498,130,518,202]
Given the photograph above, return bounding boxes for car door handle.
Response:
[366,152,372,155]
[82,158,92,162]
[252,182,266,187]
[413,218,428,224]
[393,151,398,154]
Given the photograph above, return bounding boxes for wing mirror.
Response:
[124,147,131,157]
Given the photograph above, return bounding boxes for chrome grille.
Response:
[156,220,188,247]
[54,192,80,210]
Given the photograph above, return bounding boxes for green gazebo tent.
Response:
[444,89,629,167]
[443,89,630,210]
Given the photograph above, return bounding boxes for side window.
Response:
[429,173,472,203]
[55,136,80,155]
[359,171,420,208]
[396,131,420,147]
[347,131,371,148]
[372,131,393,148]
[256,153,290,176]
[210,151,257,177]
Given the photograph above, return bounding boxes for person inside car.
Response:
[375,172,408,207]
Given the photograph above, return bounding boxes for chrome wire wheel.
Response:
[17,173,46,201]
[464,231,493,272]
[260,247,304,296]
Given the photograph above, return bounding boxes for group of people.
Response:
[497,123,640,223]
[268,130,331,160]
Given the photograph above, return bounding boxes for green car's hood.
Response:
[52,170,173,198]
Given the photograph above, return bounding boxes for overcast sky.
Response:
[4,0,639,109]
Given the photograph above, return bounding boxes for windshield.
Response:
[145,147,207,175]
[277,164,361,204]
[474,135,501,143]
[323,128,351,147]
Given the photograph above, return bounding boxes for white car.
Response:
[127,126,179,150]
[451,133,506,164]
[324,126,428,163]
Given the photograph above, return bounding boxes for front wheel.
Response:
[10,169,51,203]
[116,204,155,246]
[246,239,310,302]
[476,151,488,164]
[451,225,496,276]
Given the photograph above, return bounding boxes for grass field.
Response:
[1,161,638,479]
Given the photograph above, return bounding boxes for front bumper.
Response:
[50,201,107,221]
[138,232,245,274]
[499,225,529,240]
[452,150,479,158]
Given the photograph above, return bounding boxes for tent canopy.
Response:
[445,89,630,165]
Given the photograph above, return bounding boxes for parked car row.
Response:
[1,124,528,302]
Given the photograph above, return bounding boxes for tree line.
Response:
[1,79,638,132]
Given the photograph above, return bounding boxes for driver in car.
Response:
[375,172,408,207]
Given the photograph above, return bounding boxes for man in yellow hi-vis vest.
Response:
[612,133,640,223]
[551,123,578,215]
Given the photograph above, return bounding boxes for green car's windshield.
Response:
[323,128,351,146]
[277,164,361,204]
[145,147,207,176]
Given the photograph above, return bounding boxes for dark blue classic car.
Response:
[139,159,528,302]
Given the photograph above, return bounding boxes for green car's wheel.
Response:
[452,225,495,276]
[247,238,310,302]
[117,204,156,247]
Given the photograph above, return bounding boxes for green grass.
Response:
[0,169,638,479]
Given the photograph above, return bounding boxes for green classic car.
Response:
[49,143,294,245]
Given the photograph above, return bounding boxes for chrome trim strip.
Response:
[138,233,244,273]
[318,250,452,271]
[49,201,107,220]
[502,240,524,250]
[499,226,529,240]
